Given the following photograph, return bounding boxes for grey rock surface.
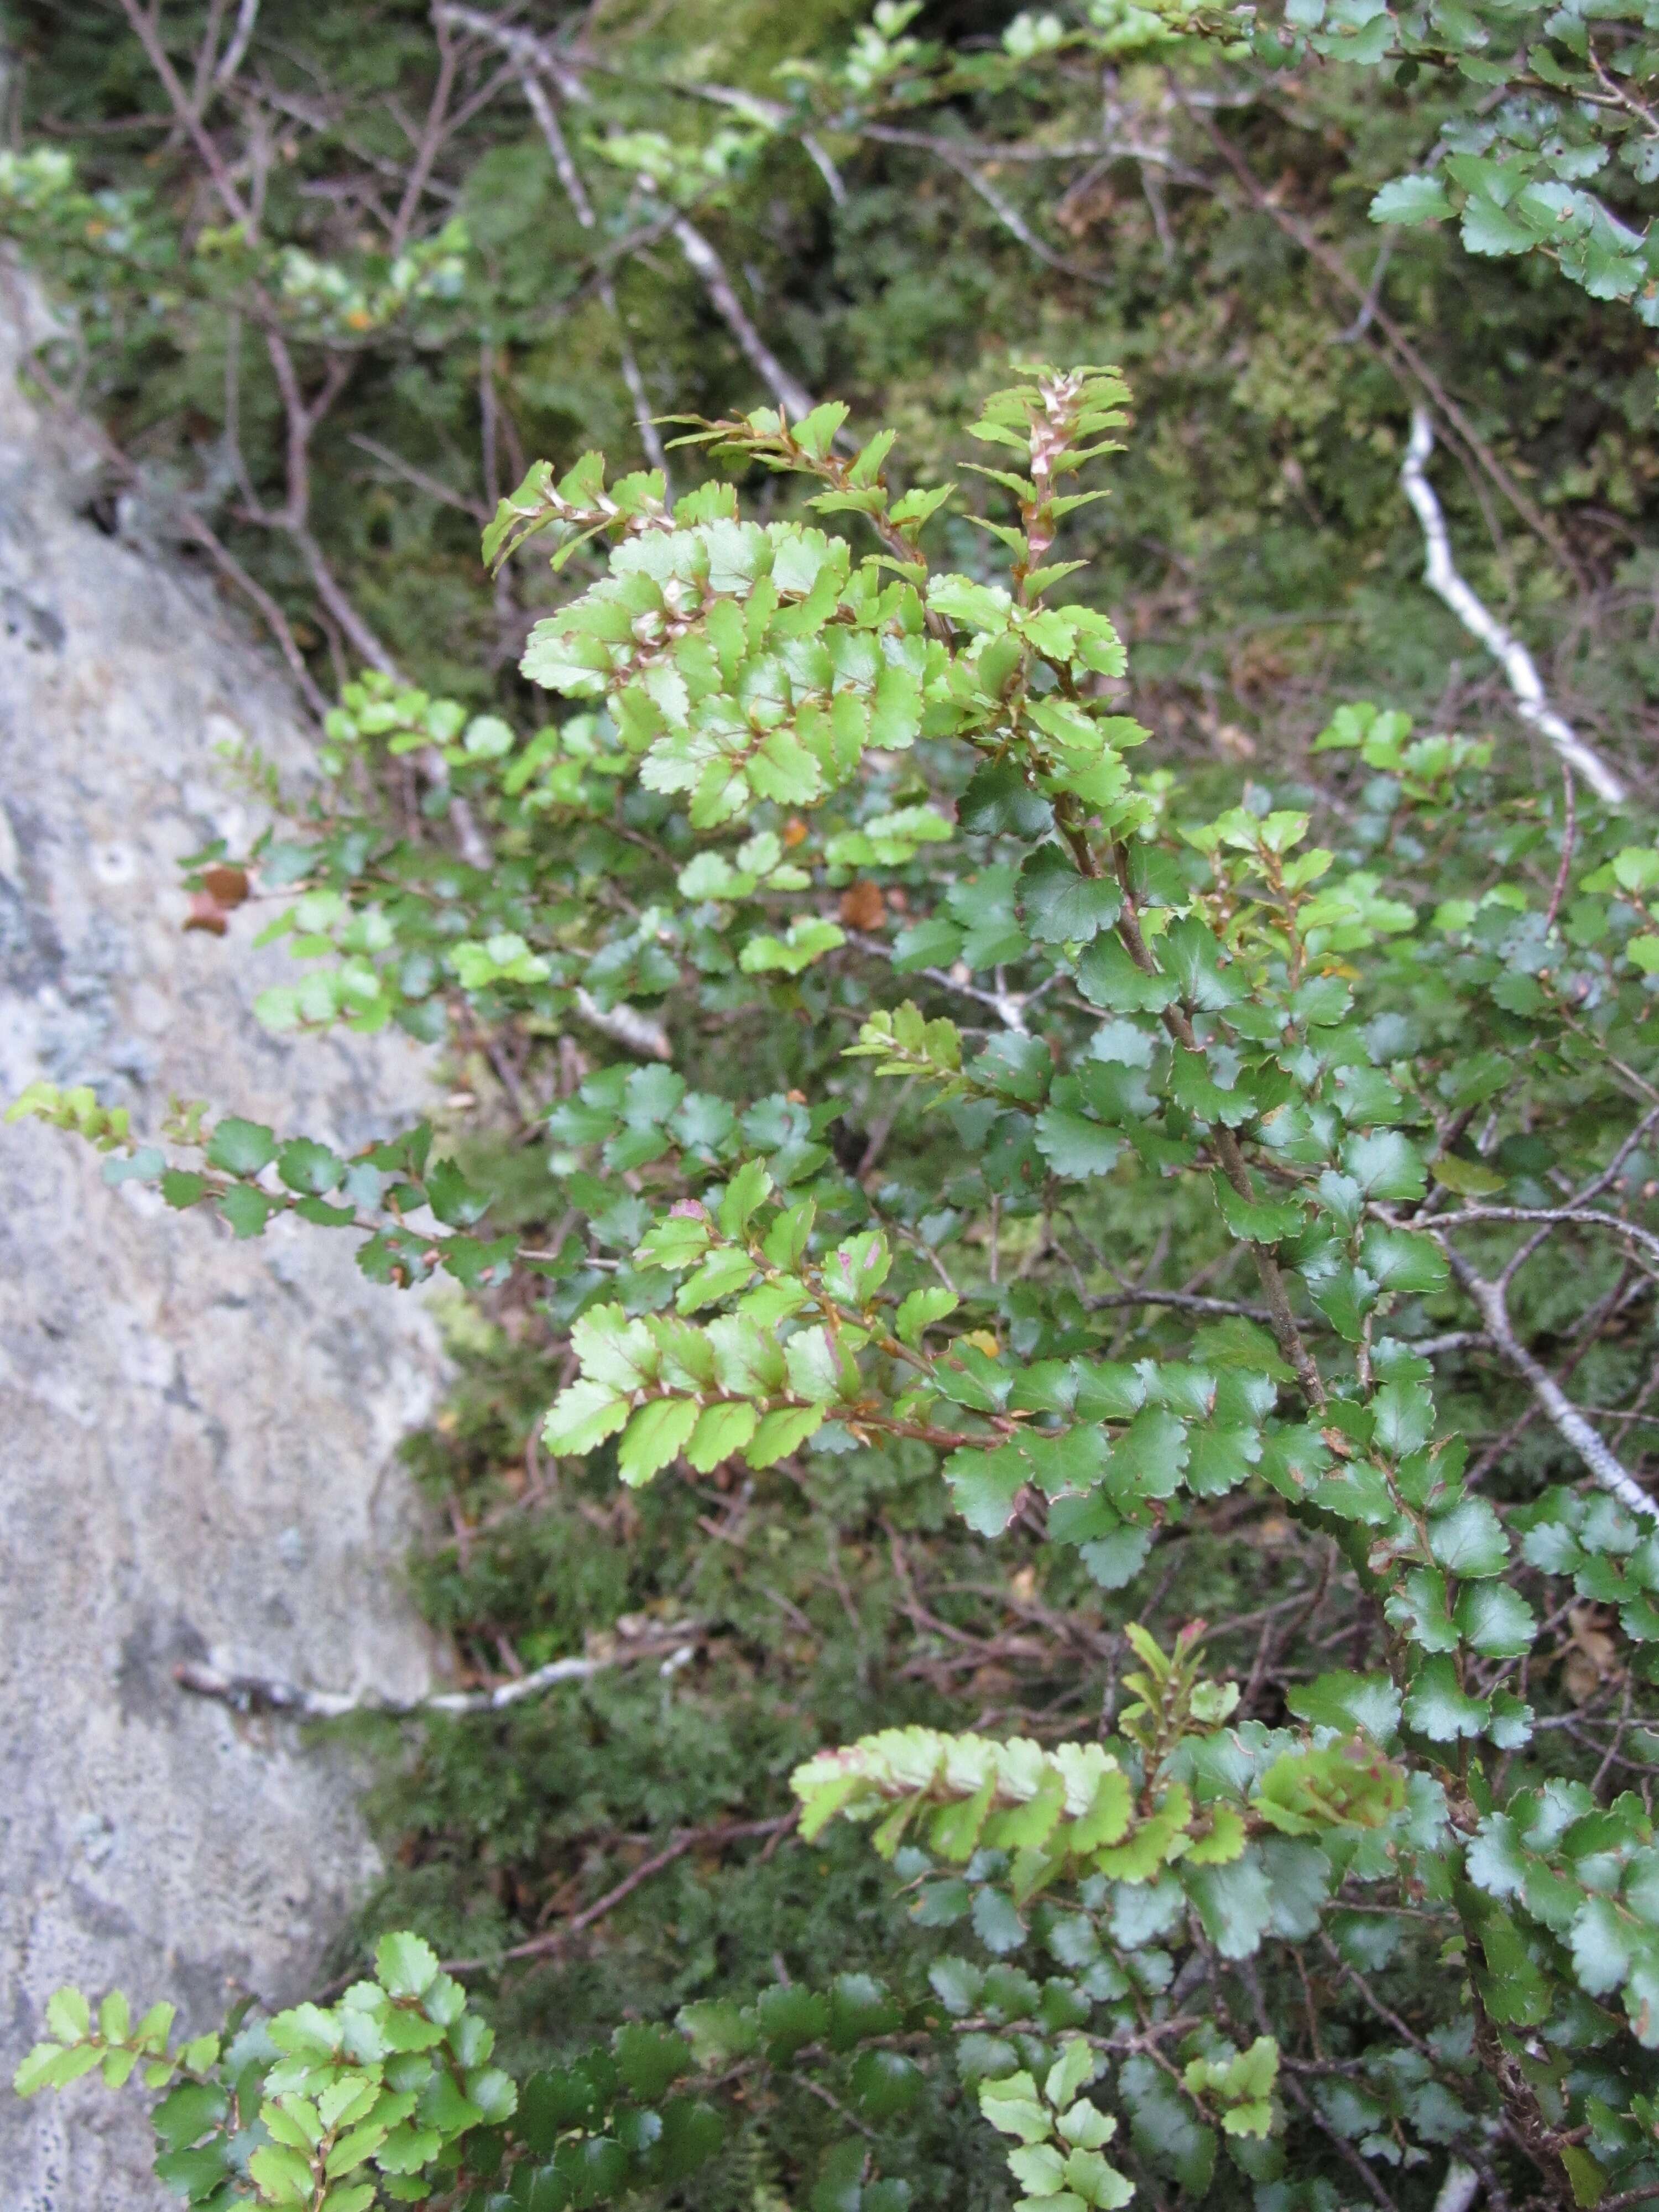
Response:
[0,278,445,2208]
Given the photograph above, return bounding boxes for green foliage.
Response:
[19,345,1659,2211]
[11,3,1659,2209]
[16,1934,512,2210]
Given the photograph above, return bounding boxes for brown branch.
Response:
[670,216,818,424]
[293,528,493,868]
[444,1811,798,1971]
[213,0,260,88]
[190,0,231,118]
[505,64,671,479]
[118,0,253,228]
[348,430,489,520]
[177,511,330,717]
[258,334,348,530]
[1181,90,1583,581]
[295,526,398,674]
[389,18,459,253]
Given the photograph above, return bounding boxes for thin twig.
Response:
[1442,1203,1659,1273]
[1083,1287,1320,1326]
[1332,228,1396,343]
[213,0,259,86]
[177,511,330,717]
[388,17,458,252]
[445,1811,797,1970]
[896,135,1109,283]
[347,431,488,520]
[118,0,252,227]
[670,215,817,422]
[440,8,672,478]
[513,70,670,481]
[1185,92,1580,578]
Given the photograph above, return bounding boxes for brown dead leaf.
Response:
[183,891,229,935]
[200,863,249,907]
[1561,1602,1622,1703]
[839,880,886,930]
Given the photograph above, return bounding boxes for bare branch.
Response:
[670,216,818,422]
[1331,228,1396,345]
[1401,411,1626,805]
[1432,2157,1480,2212]
[177,510,330,718]
[444,1811,797,1972]
[190,0,231,117]
[1572,1100,1659,1209]
[1441,1244,1657,1520]
[388,18,459,253]
[175,1627,701,1720]
[801,135,848,206]
[295,527,397,674]
[348,430,488,520]
[213,0,260,87]
[607,290,671,480]
[1182,91,1583,578]
[1086,1287,1321,1326]
[1442,1202,1659,1272]
[573,988,671,1061]
[440,22,674,484]
[434,2,588,101]
[863,128,1109,282]
[507,67,671,480]
[660,90,1185,174]
[118,0,253,228]
[292,525,494,868]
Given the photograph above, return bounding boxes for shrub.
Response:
[12,357,1659,2211]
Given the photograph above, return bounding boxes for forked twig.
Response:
[1440,1243,1656,1521]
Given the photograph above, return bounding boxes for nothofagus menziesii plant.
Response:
[12,352,1659,2212]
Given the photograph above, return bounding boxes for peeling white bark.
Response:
[1401,409,1626,805]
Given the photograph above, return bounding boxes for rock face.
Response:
[0,276,444,2208]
